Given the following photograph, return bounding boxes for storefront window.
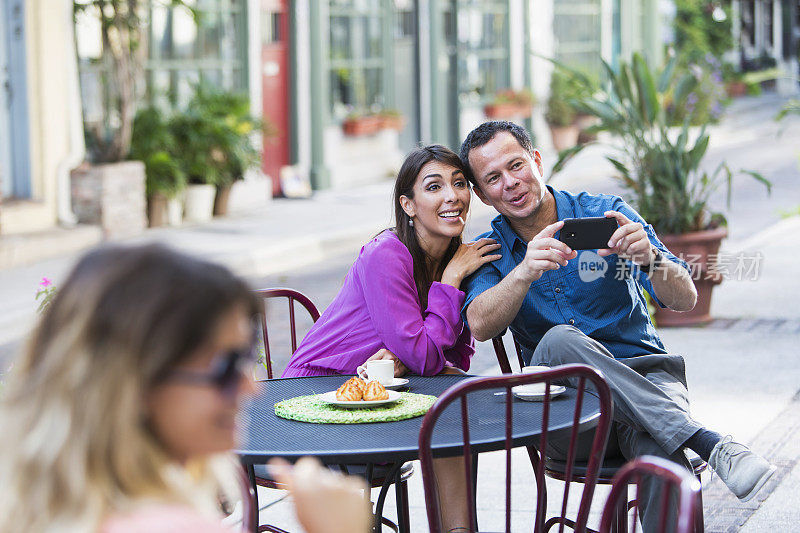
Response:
[329,0,386,120]
[553,0,603,78]
[457,0,509,103]
[76,0,247,124]
[146,0,246,109]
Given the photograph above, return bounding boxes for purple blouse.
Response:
[281,230,474,377]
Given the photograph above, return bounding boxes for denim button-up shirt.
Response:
[463,187,690,360]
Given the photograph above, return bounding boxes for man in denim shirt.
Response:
[459,121,774,529]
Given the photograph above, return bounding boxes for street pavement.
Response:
[1,93,799,531]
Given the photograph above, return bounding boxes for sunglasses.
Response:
[167,344,257,396]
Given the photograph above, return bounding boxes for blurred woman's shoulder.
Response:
[100,504,233,533]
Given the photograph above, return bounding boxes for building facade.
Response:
[0,0,666,242]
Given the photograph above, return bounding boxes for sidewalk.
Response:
[1,93,799,530]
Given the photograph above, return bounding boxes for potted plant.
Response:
[551,53,771,326]
[545,71,579,151]
[484,88,535,119]
[342,111,381,136]
[377,109,406,131]
[723,63,747,98]
[130,107,186,227]
[168,108,221,224]
[183,88,262,216]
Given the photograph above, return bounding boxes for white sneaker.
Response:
[708,435,777,502]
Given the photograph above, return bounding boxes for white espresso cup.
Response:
[363,359,394,385]
[515,365,551,394]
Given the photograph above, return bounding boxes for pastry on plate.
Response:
[346,376,367,395]
[335,380,362,401]
[363,380,389,401]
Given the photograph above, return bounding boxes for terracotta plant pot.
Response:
[575,114,599,144]
[484,103,532,120]
[342,115,381,136]
[379,115,406,131]
[653,227,728,327]
[214,184,232,216]
[147,193,168,227]
[549,124,580,152]
[726,81,747,98]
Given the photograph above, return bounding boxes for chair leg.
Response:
[694,477,705,533]
[612,485,628,533]
[395,472,410,533]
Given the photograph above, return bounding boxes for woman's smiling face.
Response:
[400,160,471,244]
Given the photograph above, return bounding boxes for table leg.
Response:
[244,462,259,532]
[371,462,403,533]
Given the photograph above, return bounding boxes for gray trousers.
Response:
[531,325,702,533]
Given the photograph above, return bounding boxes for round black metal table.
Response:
[237,374,601,463]
[236,374,601,532]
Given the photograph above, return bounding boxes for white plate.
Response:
[383,378,409,390]
[512,385,567,402]
[319,390,402,408]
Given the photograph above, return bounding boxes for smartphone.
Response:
[559,217,618,250]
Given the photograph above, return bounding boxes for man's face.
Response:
[468,131,546,221]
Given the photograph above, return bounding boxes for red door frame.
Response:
[261,0,290,197]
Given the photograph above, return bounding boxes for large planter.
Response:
[342,115,381,136]
[147,193,169,227]
[549,123,580,152]
[484,103,532,120]
[167,195,183,226]
[726,81,747,98]
[183,183,216,224]
[378,115,406,131]
[653,227,728,327]
[71,161,147,238]
[575,113,599,145]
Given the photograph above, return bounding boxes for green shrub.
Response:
[673,0,733,62]
[131,107,186,198]
[550,53,771,235]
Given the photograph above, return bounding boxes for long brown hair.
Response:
[0,243,259,531]
[393,144,465,307]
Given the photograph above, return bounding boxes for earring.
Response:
[408,218,414,227]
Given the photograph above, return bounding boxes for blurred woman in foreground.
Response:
[0,244,368,533]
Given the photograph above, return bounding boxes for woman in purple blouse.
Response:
[282,144,495,533]
[282,144,499,379]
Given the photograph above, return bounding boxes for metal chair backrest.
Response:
[492,333,527,373]
[255,288,320,378]
[599,456,702,533]
[418,364,613,533]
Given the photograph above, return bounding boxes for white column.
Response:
[418,0,432,143]
[529,0,555,151]
[509,0,524,89]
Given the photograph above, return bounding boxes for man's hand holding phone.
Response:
[516,220,577,283]
[597,211,655,267]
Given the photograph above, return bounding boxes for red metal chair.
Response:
[491,334,706,533]
[247,288,412,533]
[256,288,321,379]
[418,364,613,533]
[599,456,702,533]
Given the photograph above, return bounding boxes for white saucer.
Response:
[320,390,401,408]
[512,385,567,402]
[382,378,410,390]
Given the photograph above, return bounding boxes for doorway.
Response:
[261,0,291,197]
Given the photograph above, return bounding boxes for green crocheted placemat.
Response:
[274,392,437,424]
